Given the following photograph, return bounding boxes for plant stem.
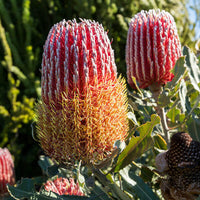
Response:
[159,107,170,145]
[149,83,170,146]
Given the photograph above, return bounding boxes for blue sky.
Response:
[187,0,200,40]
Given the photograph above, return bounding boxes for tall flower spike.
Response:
[44,177,84,196]
[36,19,128,165]
[126,9,181,89]
[0,148,15,195]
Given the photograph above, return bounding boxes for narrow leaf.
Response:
[153,134,167,150]
[179,79,187,113]
[120,166,159,200]
[186,96,200,141]
[187,117,200,142]
[183,46,200,92]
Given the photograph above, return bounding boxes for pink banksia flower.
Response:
[44,177,84,196]
[126,9,181,89]
[36,19,128,164]
[0,148,15,195]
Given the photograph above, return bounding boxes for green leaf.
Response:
[114,114,160,172]
[11,66,27,81]
[158,56,186,107]
[38,155,57,177]
[167,107,181,124]
[7,178,35,199]
[187,116,200,142]
[140,166,154,182]
[179,79,187,113]
[167,56,186,89]
[55,195,91,200]
[153,134,167,150]
[89,185,111,200]
[186,96,200,141]
[183,46,200,92]
[120,166,160,200]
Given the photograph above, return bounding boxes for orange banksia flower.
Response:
[126,9,181,89]
[0,148,15,195]
[44,177,84,196]
[36,19,128,164]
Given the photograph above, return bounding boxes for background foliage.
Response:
[0,0,199,186]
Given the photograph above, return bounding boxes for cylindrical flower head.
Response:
[0,148,15,195]
[41,19,117,105]
[126,9,181,89]
[44,177,84,196]
[36,19,128,164]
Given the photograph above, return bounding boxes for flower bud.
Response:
[126,9,181,89]
[0,148,15,195]
[44,177,84,196]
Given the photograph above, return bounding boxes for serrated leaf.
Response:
[183,46,200,92]
[120,166,159,200]
[158,56,186,107]
[7,178,35,199]
[153,134,167,150]
[114,114,160,172]
[166,56,186,89]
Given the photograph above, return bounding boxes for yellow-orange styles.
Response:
[36,19,128,164]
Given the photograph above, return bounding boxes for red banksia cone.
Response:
[0,148,15,195]
[126,9,181,89]
[36,19,128,164]
[44,177,84,196]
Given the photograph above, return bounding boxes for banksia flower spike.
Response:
[44,177,84,196]
[36,19,128,165]
[0,148,15,195]
[126,9,181,89]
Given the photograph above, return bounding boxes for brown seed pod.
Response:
[156,132,200,199]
